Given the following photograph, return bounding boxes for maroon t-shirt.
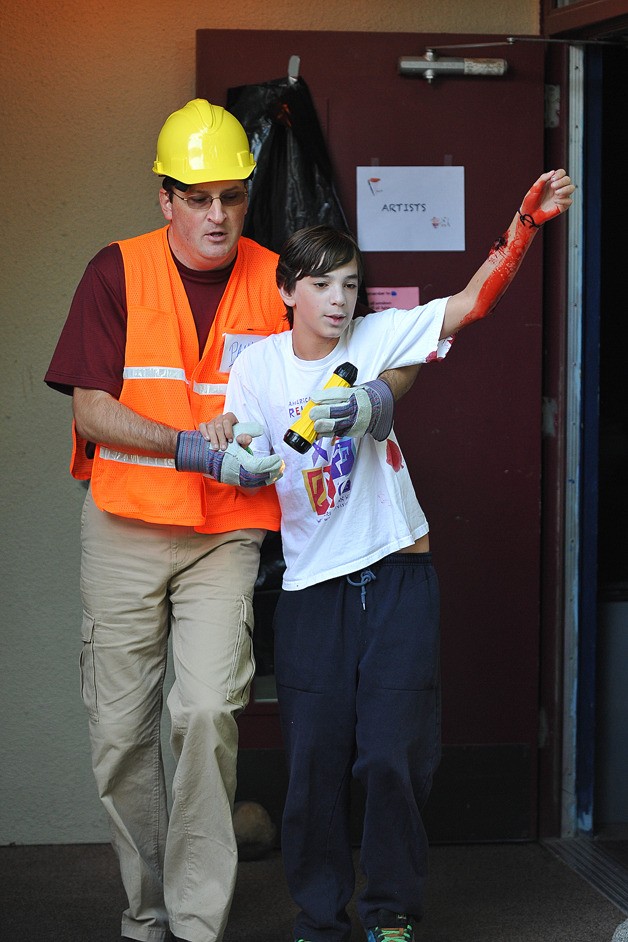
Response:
[45,242,236,398]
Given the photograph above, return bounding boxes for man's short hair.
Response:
[276,226,363,326]
[161,176,189,194]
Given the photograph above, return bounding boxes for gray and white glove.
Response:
[309,379,394,442]
[175,423,283,487]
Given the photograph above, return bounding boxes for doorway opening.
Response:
[594,39,628,853]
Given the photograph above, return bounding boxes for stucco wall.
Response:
[1,0,538,844]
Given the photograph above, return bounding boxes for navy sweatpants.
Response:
[274,552,441,942]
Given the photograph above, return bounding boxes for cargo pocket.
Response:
[79,611,98,721]
[226,595,256,707]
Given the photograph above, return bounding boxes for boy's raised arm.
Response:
[441,169,575,339]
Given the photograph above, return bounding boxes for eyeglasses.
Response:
[170,188,247,211]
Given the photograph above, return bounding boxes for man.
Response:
[45,99,412,942]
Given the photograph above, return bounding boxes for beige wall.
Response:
[1,0,539,843]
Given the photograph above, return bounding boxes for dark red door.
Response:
[197,29,546,841]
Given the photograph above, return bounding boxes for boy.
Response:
[204,170,574,942]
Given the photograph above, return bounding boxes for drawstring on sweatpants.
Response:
[346,569,377,610]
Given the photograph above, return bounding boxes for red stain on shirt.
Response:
[386,439,404,472]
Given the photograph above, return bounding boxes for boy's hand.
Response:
[175,426,283,487]
[199,411,244,451]
[519,169,575,228]
[310,379,394,442]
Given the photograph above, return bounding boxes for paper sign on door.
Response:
[357,166,465,252]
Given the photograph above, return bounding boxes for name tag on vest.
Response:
[220,333,267,373]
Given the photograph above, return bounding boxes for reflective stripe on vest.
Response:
[193,382,228,396]
[121,369,227,397]
[123,366,188,382]
[99,447,175,468]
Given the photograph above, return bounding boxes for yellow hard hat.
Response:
[152,99,256,184]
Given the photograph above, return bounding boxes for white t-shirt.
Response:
[225,298,452,590]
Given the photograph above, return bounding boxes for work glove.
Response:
[309,379,394,442]
[175,424,283,487]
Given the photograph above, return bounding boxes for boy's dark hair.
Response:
[276,225,364,327]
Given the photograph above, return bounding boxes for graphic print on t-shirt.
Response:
[302,438,356,516]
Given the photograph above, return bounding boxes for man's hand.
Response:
[175,424,283,487]
[309,379,394,442]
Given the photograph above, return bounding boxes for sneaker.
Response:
[366,911,414,942]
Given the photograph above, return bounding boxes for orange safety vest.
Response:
[71,227,287,531]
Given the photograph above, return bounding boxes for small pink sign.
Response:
[366,286,420,312]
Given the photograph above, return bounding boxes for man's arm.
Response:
[73,388,178,454]
[73,388,282,487]
[442,169,574,338]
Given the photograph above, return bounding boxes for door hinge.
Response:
[545,84,561,129]
[542,396,558,438]
[538,706,549,749]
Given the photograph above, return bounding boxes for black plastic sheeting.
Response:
[227,76,349,254]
